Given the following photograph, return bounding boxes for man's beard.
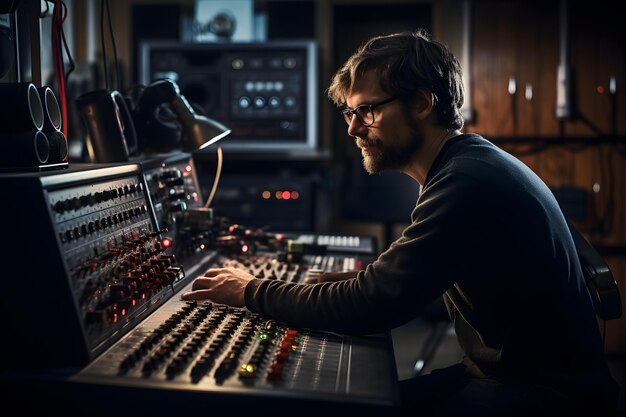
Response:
[360,129,422,174]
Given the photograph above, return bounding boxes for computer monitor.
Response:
[139,40,317,153]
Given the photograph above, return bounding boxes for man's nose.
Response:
[347,116,367,138]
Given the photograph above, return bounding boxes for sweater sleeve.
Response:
[245,171,485,335]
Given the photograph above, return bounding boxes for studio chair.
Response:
[412,221,623,377]
[567,220,622,322]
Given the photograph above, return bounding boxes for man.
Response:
[182,29,618,416]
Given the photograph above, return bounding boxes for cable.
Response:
[204,145,223,209]
[52,0,69,139]
[100,0,109,90]
[104,0,120,90]
[96,0,120,91]
[59,1,75,83]
[40,0,50,18]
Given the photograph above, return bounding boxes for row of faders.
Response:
[77,299,358,392]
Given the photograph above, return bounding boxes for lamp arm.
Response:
[169,93,200,128]
[138,79,180,106]
[204,145,223,209]
[140,79,197,124]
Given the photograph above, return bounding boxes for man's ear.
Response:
[412,88,435,120]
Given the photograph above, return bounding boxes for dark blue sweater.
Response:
[245,133,618,407]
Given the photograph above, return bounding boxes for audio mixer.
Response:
[0,157,398,415]
[72,251,397,413]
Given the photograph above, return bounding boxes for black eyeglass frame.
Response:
[342,96,398,127]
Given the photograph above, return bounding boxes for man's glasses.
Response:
[342,96,398,127]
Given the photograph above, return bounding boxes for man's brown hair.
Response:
[327,29,464,129]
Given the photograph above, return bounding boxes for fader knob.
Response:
[160,168,182,180]
[168,188,186,200]
[169,201,188,212]
[165,177,184,187]
[80,194,94,206]
[70,197,81,210]
[54,200,69,213]
[110,284,132,301]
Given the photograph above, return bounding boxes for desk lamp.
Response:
[136,79,231,208]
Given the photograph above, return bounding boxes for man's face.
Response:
[345,72,422,174]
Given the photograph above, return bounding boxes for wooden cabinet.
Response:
[567,2,626,137]
[467,0,559,137]
[466,0,626,353]
[467,0,626,139]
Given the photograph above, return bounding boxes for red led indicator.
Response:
[185,165,192,172]
[597,85,605,94]
[291,191,299,200]
[282,191,291,200]
[162,237,173,248]
[241,244,249,253]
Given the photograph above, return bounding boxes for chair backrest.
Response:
[567,221,622,320]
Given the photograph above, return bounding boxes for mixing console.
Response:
[75,252,396,408]
[0,157,398,415]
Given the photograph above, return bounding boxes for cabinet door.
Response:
[469,0,558,137]
[569,1,626,137]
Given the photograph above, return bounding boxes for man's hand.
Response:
[181,267,255,307]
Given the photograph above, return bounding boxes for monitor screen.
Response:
[140,40,317,153]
